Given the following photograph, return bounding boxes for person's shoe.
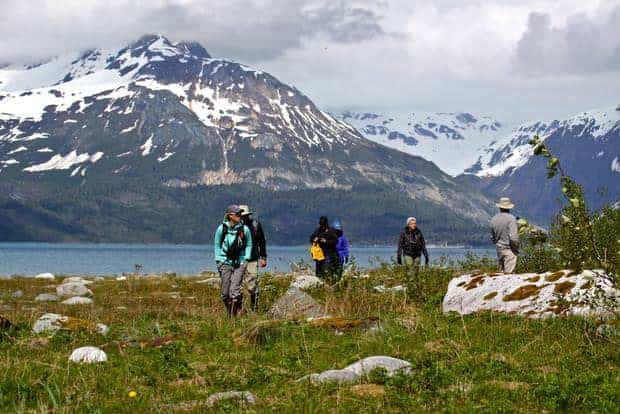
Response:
[231,296,243,317]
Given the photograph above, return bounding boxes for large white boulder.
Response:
[56,282,92,298]
[443,269,619,318]
[35,273,55,280]
[68,346,107,363]
[62,277,93,285]
[298,356,412,384]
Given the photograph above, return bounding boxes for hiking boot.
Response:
[224,299,233,318]
[231,296,243,317]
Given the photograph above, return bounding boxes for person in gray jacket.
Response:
[490,197,519,273]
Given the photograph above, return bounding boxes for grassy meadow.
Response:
[0,263,618,413]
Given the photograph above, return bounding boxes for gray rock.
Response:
[12,290,24,298]
[96,323,110,336]
[596,324,618,337]
[56,282,92,298]
[62,277,93,285]
[297,356,412,385]
[34,273,55,280]
[206,391,256,408]
[267,287,326,320]
[374,285,407,293]
[62,296,94,305]
[68,346,107,363]
[35,293,59,302]
[194,277,220,286]
[290,275,324,290]
[32,313,66,334]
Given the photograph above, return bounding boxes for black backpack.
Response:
[220,223,247,260]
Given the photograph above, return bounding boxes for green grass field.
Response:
[0,265,618,413]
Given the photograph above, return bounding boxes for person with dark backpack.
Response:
[214,204,253,317]
[239,204,267,312]
[309,216,338,280]
[396,217,429,278]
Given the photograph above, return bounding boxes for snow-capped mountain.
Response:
[339,111,507,176]
[463,106,620,222]
[0,35,496,244]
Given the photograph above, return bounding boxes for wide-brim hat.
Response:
[239,204,253,215]
[497,197,515,209]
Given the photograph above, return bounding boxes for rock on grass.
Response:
[298,356,412,385]
[68,346,107,363]
[206,391,256,408]
[267,287,326,320]
[56,282,93,298]
[35,293,59,302]
[62,296,94,305]
[34,273,55,280]
[443,269,619,318]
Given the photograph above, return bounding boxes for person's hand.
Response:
[259,258,267,268]
[313,237,319,242]
[319,238,326,243]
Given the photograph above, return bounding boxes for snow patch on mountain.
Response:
[24,150,104,172]
[612,157,620,173]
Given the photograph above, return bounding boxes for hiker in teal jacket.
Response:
[214,204,253,317]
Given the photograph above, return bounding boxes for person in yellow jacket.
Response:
[309,216,338,279]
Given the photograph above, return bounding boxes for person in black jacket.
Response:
[397,217,429,276]
[309,216,338,279]
[239,204,267,312]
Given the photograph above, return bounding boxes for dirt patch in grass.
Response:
[503,284,545,301]
[349,384,386,397]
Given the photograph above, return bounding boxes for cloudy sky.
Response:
[1,0,619,123]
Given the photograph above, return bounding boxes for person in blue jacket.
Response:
[333,219,350,281]
[214,204,253,317]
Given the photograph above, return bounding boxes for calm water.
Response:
[0,243,495,276]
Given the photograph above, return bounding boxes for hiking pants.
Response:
[243,260,259,295]
[403,255,421,279]
[497,249,517,274]
[218,262,247,301]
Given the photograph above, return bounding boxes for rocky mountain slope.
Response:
[464,106,620,223]
[339,111,507,176]
[0,35,495,244]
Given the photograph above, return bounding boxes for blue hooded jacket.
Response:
[214,220,253,266]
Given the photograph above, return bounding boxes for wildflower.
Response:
[128,391,137,398]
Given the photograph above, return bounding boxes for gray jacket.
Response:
[490,212,519,251]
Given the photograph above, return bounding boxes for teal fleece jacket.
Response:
[214,220,253,265]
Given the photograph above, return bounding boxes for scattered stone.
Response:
[115,276,127,281]
[32,313,98,334]
[68,346,107,364]
[290,275,324,290]
[35,293,59,302]
[34,273,55,280]
[62,276,92,285]
[56,282,92,298]
[349,384,386,397]
[298,356,412,385]
[447,382,474,394]
[596,324,618,337]
[96,323,110,336]
[116,306,127,310]
[32,313,66,334]
[267,287,326,320]
[29,337,50,349]
[62,296,93,305]
[443,269,619,318]
[206,391,256,408]
[12,290,24,298]
[374,285,406,293]
[194,277,220,286]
